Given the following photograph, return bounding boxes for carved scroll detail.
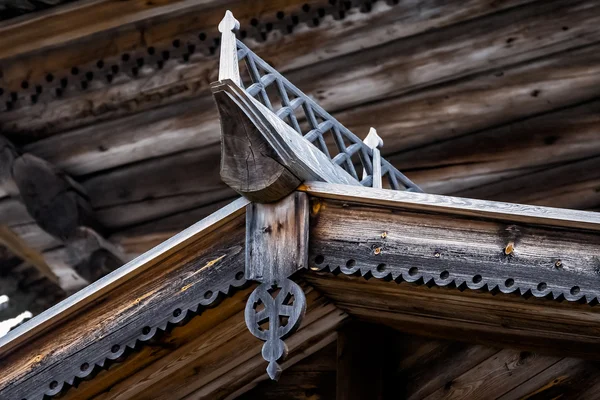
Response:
[244,279,306,380]
[244,192,309,379]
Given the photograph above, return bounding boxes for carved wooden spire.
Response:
[363,127,383,188]
[218,10,241,85]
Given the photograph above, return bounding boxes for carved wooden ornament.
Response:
[244,192,309,380]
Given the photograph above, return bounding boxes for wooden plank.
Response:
[246,192,309,281]
[300,181,600,231]
[336,323,389,400]
[0,0,536,139]
[497,357,600,400]
[305,273,600,360]
[0,195,249,356]
[423,349,559,400]
[0,207,248,400]
[394,337,500,400]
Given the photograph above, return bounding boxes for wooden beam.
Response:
[300,181,600,231]
[336,323,389,400]
[0,199,250,400]
[212,83,301,202]
[300,182,600,357]
[0,135,125,287]
[305,273,600,360]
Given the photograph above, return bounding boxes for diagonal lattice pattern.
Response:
[235,40,422,192]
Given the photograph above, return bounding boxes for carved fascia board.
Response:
[244,192,309,380]
[0,198,250,400]
[301,181,600,305]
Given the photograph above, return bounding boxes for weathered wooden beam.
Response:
[0,198,250,400]
[336,323,389,400]
[244,192,309,379]
[0,196,347,400]
[212,83,301,202]
[0,0,536,139]
[301,182,600,358]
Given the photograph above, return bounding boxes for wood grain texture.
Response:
[0,196,249,356]
[246,192,308,282]
[0,209,248,400]
[307,197,600,303]
[305,272,600,360]
[213,84,301,202]
[300,181,600,231]
[423,349,559,400]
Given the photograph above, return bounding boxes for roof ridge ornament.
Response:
[363,127,383,188]
[213,11,422,202]
[218,10,241,86]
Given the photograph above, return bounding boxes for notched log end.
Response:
[212,82,301,203]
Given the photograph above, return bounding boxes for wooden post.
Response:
[244,192,309,380]
[337,323,389,400]
[363,127,383,189]
[218,10,241,85]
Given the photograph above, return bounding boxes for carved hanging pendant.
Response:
[245,279,306,380]
[243,192,309,380]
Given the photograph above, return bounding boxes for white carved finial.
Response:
[218,10,241,85]
[218,10,240,33]
[363,127,383,149]
[363,127,383,188]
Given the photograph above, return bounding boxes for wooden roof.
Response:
[2,0,600,398]
[1,0,600,319]
[1,180,600,399]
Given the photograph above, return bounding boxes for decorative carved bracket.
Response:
[244,192,309,380]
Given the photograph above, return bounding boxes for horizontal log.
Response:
[302,187,600,358]
[306,273,600,360]
[0,0,533,139]
[394,99,600,196]
[0,203,249,400]
[109,196,237,256]
[0,0,338,88]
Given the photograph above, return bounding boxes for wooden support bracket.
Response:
[244,191,309,380]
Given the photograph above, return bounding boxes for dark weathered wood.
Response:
[308,197,600,303]
[424,349,559,400]
[238,341,337,400]
[497,357,600,400]
[0,0,533,138]
[246,192,309,282]
[337,323,389,400]
[393,336,500,400]
[213,84,301,203]
[0,204,249,400]
[306,273,600,360]
[0,135,125,287]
